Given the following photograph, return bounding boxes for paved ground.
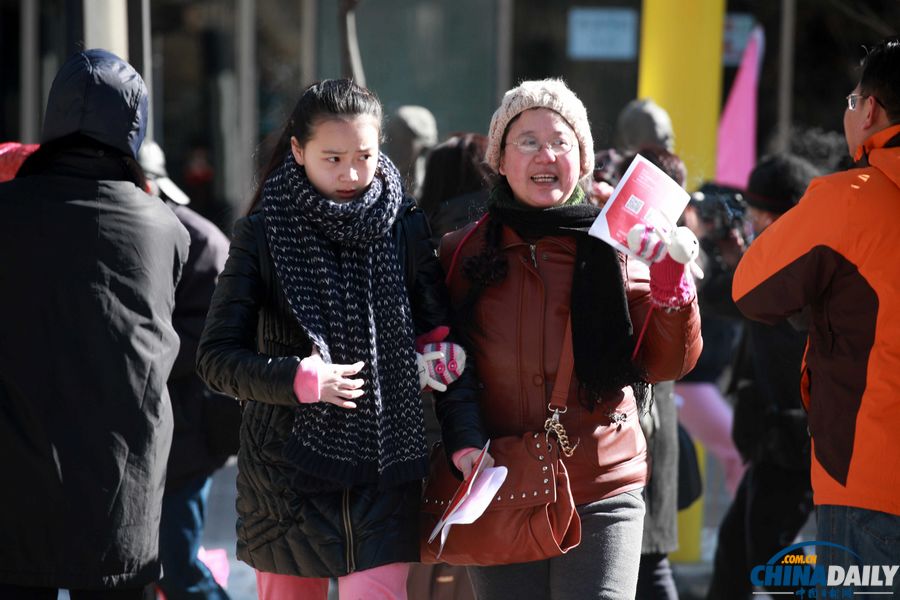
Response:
[203,460,258,600]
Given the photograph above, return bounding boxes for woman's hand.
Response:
[293,350,365,409]
[589,179,615,207]
[453,447,496,479]
[317,356,365,409]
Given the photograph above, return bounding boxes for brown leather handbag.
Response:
[420,320,581,566]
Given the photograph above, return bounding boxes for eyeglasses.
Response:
[846,94,867,110]
[846,93,883,111]
[505,136,574,157]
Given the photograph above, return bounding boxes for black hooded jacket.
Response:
[0,50,188,590]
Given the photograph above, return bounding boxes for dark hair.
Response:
[593,148,623,184]
[245,79,383,213]
[616,144,687,187]
[858,36,900,123]
[417,132,490,220]
[746,153,820,213]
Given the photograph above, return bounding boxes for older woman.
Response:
[437,79,702,599]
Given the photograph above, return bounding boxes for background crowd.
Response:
[0,15,898,600]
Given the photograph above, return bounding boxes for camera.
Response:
[690,182,748,244]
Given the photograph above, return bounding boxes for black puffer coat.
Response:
[197,200,483,577]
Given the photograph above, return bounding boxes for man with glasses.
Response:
[733,36,900,586]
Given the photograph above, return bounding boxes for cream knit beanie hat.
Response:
[486,78,594,179]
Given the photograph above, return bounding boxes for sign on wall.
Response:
[723,13,755,66]
[567,7,638,61]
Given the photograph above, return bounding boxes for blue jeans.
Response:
[816,504,900,594]
[159,475,231,600]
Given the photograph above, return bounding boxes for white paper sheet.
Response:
[435,466,508,559]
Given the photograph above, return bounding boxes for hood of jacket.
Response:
[41,49,148,158]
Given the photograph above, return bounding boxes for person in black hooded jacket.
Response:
[196,79,482,599]
[0,50,188,598]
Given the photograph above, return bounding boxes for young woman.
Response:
[437,79,703,599]
[197,79,481,600]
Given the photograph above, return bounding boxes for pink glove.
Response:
[293,355,322,404]
[649,256,696,309]
[417,342,466,392]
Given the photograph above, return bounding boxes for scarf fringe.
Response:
[284,437,430,492]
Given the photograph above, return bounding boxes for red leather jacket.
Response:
[440,219,702,504]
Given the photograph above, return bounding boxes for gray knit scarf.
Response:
[263,152,428,490]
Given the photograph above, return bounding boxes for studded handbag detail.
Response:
[420,319,581,565]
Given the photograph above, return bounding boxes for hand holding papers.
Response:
[588,153,702,278]
[427,441,508,559]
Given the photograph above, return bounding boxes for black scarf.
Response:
[263,153,428,490]
[486,182,648,408]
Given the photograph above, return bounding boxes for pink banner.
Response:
[716,26,765,188]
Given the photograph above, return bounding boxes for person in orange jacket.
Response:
[732,36,900,580]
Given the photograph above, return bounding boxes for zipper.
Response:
[342,489,356,573]
[529,243,538,268]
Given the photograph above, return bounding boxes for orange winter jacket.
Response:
[733,124,900,517]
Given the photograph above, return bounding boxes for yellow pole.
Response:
[637,0,725,191]
[638,0,724,563]
[670,443,707,563]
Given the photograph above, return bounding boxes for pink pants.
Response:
[675,382,746,495]
[256,563,410,600]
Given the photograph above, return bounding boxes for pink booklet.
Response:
[588,153,690,259]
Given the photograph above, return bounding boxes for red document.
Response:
[588,153,691,258]
[427,440,493,544]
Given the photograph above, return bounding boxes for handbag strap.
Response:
[545,317,578,457]
[548,317,574,412]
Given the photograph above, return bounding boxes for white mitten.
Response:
[668,226,704,279]
[626,223,668,263]
[416,342,467,392]
[667,226,701,264]
[627,224,704,279]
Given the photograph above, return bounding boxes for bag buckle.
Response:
[544,407,578,458]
